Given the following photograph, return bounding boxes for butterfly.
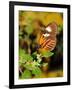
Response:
[37,22,58,51]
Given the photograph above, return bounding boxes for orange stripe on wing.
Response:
[42,39,51,48]
[42,39,56,51]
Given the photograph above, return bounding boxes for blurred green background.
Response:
[19,11,63,79]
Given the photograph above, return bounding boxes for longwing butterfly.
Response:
[38,22,58,51]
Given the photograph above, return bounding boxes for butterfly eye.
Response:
[46,26,52,32]
[43,33,50,37]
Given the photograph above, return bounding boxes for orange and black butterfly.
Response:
[37,22,58,51]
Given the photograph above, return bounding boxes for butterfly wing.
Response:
[42,38,56,51]
[39,35,56,51]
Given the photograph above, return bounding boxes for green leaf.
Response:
[19,59,26,66]
[32,60,41,67]
[32,67,42,77]
[24,60,40,70]
[23,54,33,61]
[19,48,33,61]
[21,70,32,79]
[19,49,27,64]
[19,49,33,66]
[41,51,54,58]
[19,54,33,64]
[24,62,33,70]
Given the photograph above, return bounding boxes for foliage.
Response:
[21,70,32,79]
[32,67,42,77]
[19,48,42,78]
[41,51,54,58]
[19,49,33,65]
[19,48,54,79]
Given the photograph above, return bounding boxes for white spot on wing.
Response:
[46,26,52,32]
[43,33,50,37]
